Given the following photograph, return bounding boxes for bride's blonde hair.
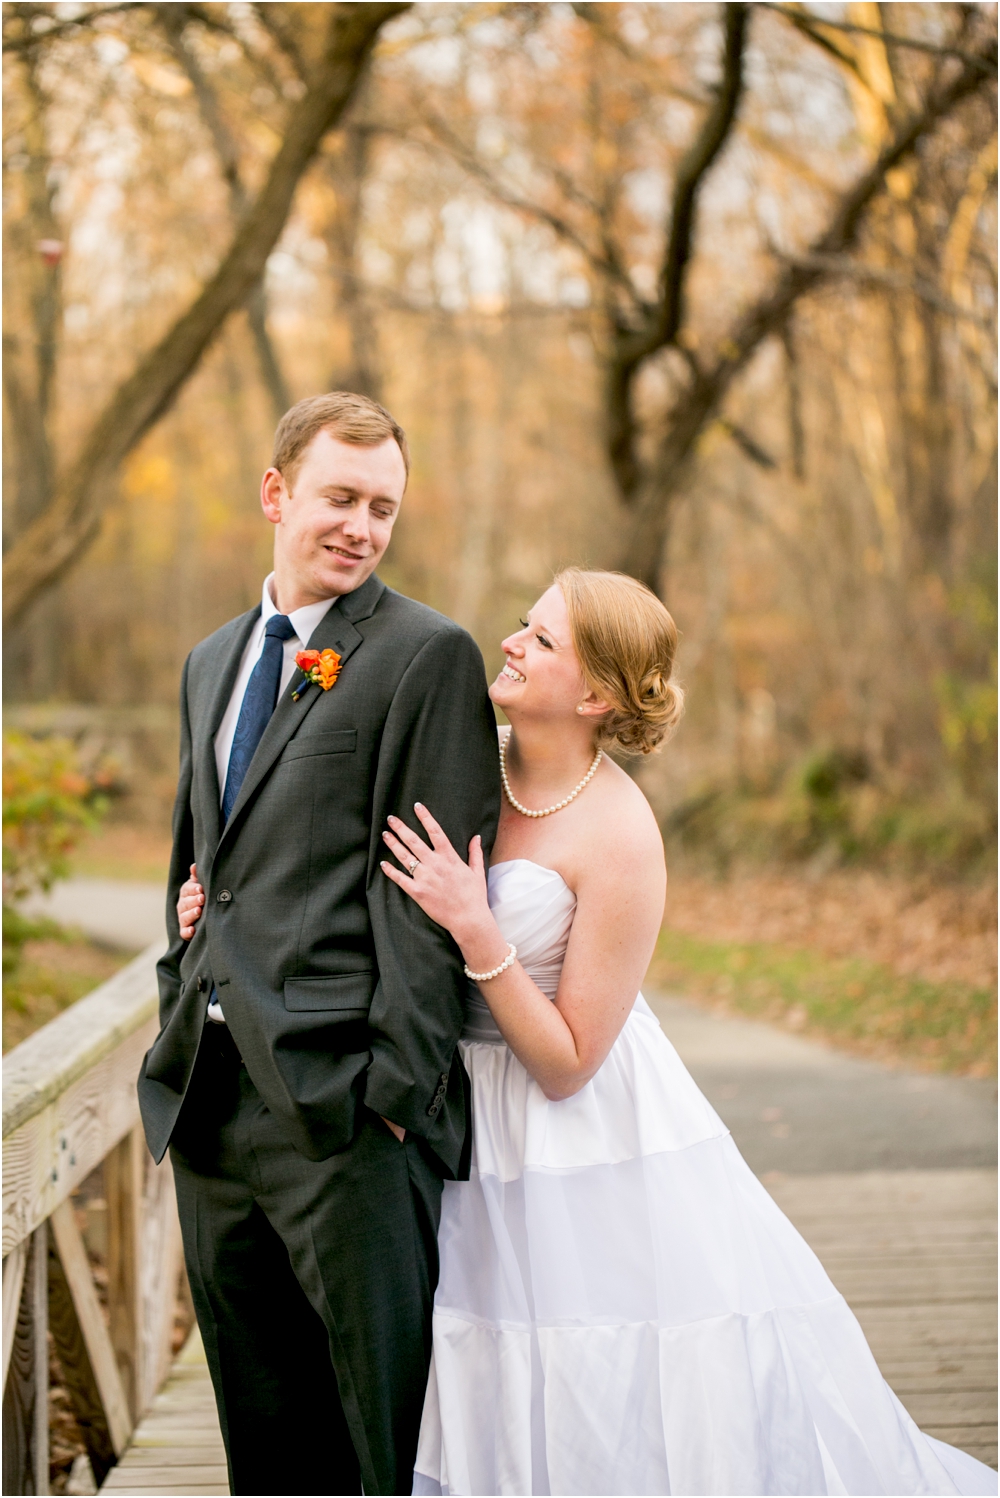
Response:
[554,568,684,755]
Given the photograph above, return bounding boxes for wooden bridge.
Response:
[2,944,181,1495]
[3,949,996,1494]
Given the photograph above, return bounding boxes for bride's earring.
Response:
[576,705,584,714]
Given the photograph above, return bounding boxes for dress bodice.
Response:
[460,859,577,1043]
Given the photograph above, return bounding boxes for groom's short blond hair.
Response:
[273,392,410,488]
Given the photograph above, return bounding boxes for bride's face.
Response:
[490,585,589,721]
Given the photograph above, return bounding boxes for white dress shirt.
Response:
[207,574,337,1022]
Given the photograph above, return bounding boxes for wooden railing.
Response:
[2,944,183,1495]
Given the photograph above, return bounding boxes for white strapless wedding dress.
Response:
[413,860,996,1497]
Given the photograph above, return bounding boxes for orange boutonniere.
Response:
[292,647,342,700]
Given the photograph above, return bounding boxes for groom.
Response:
[138,393,501,1495]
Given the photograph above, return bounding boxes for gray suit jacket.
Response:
[138,574,501,1178]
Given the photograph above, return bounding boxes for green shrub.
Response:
[2,732,108,975]
[662,749,995,877]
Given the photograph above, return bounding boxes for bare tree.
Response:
[616,23,996,586]
[413,4,997,592]
[2,1,408,626]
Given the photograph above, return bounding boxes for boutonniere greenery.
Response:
[292,648,342,700]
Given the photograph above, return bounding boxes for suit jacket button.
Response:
[216,889,232,903]
[196,977,206,992]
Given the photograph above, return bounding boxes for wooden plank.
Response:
[2,1239,28,1392]
[106,1129,144,1418]
[126,1435,228,1450]
[98,1328,227,1498]
[50,1199,133,1458]
[899,1391,1000,1423]
[2,1226,49,1495]
[32,1225,49,1496]
[101,1474,226,1486]
[2,1019,159,1257]
[101,1480,230,1492]
[924,1430,998,1459]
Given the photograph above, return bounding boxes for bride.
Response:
[178,568,995,1497]
[377,569,995,1498]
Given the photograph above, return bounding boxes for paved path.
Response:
[21,877,166,951]
[646,990,997,1173]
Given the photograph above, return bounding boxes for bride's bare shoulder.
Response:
[580,754,664,873]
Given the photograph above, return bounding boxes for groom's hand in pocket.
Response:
[381,1116,406,1143]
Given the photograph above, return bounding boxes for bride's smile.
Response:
[489,585,611,736]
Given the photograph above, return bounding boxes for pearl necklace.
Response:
[500,733,603,818]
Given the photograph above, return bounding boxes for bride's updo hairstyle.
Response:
[555,568,684,755]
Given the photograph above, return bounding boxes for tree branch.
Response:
[762,5,997,77]
[764,9,866,82]
[654,3,749,350]
[607,3,749,499]
[619,38,996,585]
[158,5,245,207]
[251,2,308,82]
[714,44,996,388]
[719,418,778,469]
[2,2,145,54]
[790,250,995,326]
[157,4,292,417]
[570,3,710,110]
[406,111,649,315]
[3,2,408,625]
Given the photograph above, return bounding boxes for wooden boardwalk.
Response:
[99,1329,227,1496]
[769,1167,998,1471]
[99,1168,997,1495]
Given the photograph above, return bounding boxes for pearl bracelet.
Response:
[464,943,517,982]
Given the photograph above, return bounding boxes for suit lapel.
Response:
[194,607,261,855]
[217,575,385,846]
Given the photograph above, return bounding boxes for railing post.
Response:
[139,1151,185,1414]
[105,1127,144,1420]
[2,1223,49,1494]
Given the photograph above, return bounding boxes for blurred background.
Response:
[3,1,996,1066]
[2,5,997,1489]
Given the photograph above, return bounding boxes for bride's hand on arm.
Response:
[384,799,665,1102]
[380,805,510,973]
[177,865,204,940]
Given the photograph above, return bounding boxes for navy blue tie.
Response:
[222,614,298,823]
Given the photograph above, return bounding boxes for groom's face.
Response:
[261,429,406,605]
